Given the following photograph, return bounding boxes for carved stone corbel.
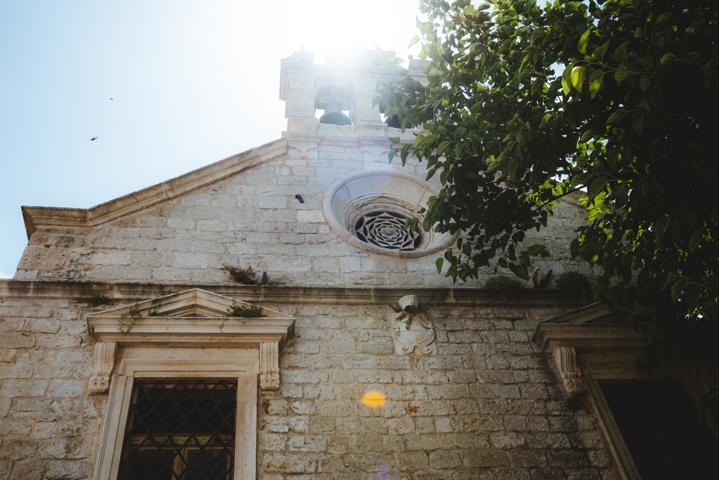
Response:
[259,341,280,391]
[89,341,117,394]
[552,346,585,399]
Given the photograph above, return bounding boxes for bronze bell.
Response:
[316,85,353,125]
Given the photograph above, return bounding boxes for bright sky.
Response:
[0,0,422,278]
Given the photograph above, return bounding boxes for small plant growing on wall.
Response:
[484,276,526,292]
[222,264,268,285]
[390,295,427,329]
[555,272,593,300]
[119,305,143,334]
[84,294,113,307]
[226,302,265,318]
[146,299,162,316]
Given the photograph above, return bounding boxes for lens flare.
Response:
[361,390,386,408]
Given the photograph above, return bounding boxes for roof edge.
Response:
[22,138,288,239]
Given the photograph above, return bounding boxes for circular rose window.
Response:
[355,210,422,251]
[322,171,455,257]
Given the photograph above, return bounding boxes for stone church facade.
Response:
[1,51,715,479]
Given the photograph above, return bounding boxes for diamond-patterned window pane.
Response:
[117,379,237,480]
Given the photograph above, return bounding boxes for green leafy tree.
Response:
[379,0,719,345]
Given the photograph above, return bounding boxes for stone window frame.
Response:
[322,170,457,258]
[92,349,258,480]
[86,289,295,480]
[534,303,712,480]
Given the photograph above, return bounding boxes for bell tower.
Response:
[279,49,426,139]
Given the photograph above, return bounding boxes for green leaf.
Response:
[509,263,529,280]
[438,141,451,155]
[614,64,629,83]
[660,52,678,65]
[571,66,586,93]
[561,65,573,95]
[688,229,704,252]
[579,129,594,143]
[435,257,444,274]
[594,40,610,59]
[607,109,627,124]
[578,29,591,55]
[408,35,420,48]
[612,40,630,61]
[632,110,646,133]
[639,75,651,91]
[589,70,604,98]
[588,175,607,201]
[526,244,550,258]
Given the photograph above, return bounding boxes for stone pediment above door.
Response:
[86,288,295,394]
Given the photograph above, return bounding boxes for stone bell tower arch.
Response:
[279,49,426,139]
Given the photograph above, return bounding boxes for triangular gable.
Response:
[533,302,647,350]
[540,302,614,325]
[21,138,286,238]
[88,288,291,320]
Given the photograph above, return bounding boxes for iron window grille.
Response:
[117,378,237,480]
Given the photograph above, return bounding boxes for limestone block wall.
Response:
[15,140,590,288]
[0,286,616,479]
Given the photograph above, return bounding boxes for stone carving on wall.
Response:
[259,341,280,390]
[553,346,586,399]
[390,295,437,355]
[88,341,117,394]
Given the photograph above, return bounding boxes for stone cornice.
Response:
[533,322,649,351]
[533,302,648,350]
[21,138,287,238]
[0,279,585,307]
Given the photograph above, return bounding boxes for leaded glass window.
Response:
[117,379,237,480]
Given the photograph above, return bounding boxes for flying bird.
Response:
[109,97,114,101]
[90,137,98,141]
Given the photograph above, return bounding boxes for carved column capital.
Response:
[89,341,117,394]
[259,341,280,391]
[552,346,586,399]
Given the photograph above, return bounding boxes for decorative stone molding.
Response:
[259,341,280,390]
[533,302,648,400]
[86,289,295,394]
[0,279,587,308]
[552,346,585,399]
[88,341,117,394]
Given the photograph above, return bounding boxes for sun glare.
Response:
[361,390,387,408]
[279,0,419,63]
